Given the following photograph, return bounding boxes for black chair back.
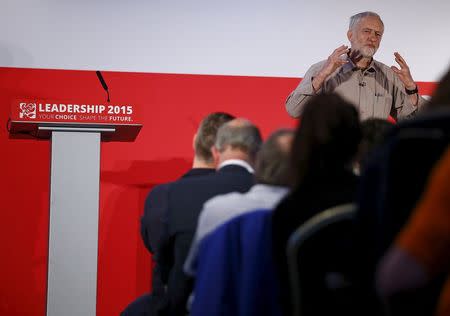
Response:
[357,109,450,315]
[287,203,363,316]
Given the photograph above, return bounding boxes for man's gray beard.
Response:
[361,46,376,58]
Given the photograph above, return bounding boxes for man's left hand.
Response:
[391,52,417,90]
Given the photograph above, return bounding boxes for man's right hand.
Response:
[312,45,349,91]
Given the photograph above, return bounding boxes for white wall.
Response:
[1,0,449,81]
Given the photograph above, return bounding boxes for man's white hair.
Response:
[349,11,384,31]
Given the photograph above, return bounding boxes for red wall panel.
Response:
[0,67,299,315]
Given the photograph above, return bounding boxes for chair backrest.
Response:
[378,129,447,254]
[356,110,450,315]
[286,203,357,316]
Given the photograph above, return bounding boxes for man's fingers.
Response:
[391,66,401,74]
[394,52,409,68]
[353,51,363,62]
[332,45,349,56]
[395,57,404,67]
[395,58,410,71]
[394,52,405,62]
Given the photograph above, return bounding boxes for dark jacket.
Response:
[158,164,255,316]
[140,168,215,316]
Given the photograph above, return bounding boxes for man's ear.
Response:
[192,133,198,151]
[347,29,353,42]
[211,146,220,167]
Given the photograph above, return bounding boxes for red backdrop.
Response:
[0,67,436,315]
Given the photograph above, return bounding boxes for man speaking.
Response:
[286,11,426,120]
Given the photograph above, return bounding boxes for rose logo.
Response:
[19,103,37,119]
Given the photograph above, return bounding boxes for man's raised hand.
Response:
[391,52,416,90]
[312,45,349,91]
[320,45,350,78]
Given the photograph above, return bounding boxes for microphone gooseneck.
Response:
[96,71,110,102]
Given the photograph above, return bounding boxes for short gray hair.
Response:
[215,118,262,159]
[255,128,294,186]
[349,11,384,31]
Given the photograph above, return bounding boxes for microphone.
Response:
[96,71,110,102]
[359,82,366,87]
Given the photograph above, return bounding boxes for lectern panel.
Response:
[47,131,100,316]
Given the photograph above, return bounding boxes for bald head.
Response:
[227,118,252,127]
[214,118,262,163]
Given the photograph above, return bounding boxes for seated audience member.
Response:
[354,118,393,174]
[424,65,450,110]
[184,128,294,277]
[191,209,282,316]
[158,118,262,316]
[376,146,450,316]
[122,112,234,316]
[271,93,362,315]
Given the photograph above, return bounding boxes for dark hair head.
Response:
[290,93,361,187]
[358,118,393,167]
[195,112,235,163]
[255,128,295,186]
[428,67,450,109]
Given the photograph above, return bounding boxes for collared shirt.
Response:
[218,159,255,174]
[286,59,426,121]
[184,184,289,276]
